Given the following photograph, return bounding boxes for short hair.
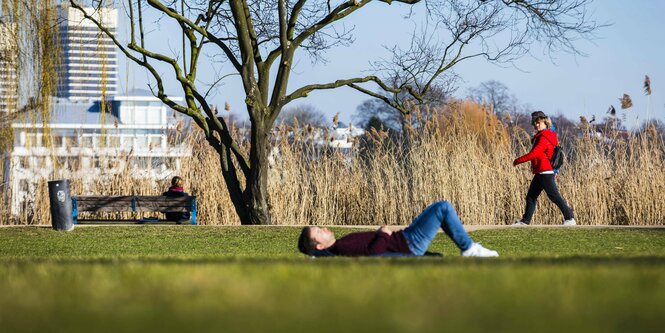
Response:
[171,176,183,187]
[297,226,316,255]
[532,116,553,129]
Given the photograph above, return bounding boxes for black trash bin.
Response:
[48,179,74,231]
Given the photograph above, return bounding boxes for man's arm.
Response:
[366,227,393,254]
[378,226,392,236]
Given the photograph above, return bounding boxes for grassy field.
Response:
[1,226,664,333]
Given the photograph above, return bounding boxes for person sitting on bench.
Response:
[162,176,191,224]
[297,201,499,257]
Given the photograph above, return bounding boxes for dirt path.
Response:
[1,224,664,231]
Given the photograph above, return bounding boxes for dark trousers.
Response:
[522,174,574,223]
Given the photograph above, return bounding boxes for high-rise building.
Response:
[0,20,18,113]
[57,4,118,100]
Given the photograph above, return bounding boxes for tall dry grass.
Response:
[186,100,665,226]
[2,101,665,226]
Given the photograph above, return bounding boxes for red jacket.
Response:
[514,129,557,174]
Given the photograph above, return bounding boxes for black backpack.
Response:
[541,135,565,169]
[550,146,565,169]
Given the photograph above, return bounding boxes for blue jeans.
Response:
[402,201,473,255]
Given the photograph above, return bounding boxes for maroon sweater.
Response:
[328,230,411,256]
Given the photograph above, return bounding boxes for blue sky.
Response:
[117,0,664,129]
[452,0,665,130]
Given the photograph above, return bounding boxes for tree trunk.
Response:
[209,117,271,225]
[244,116,272,225]
[217,145,252,225]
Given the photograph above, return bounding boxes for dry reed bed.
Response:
[2,103,665,226]
[193,103,665,226]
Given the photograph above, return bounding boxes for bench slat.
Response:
[134,206,190,212]
[76,206,134,213]
[136,196,191,213]
[75,196,134,212]
[74,196,193,213]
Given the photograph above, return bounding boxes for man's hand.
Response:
[378,225,393,236]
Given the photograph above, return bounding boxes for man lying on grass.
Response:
[298,201,499,257]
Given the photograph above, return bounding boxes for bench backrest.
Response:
[74,195,194,213]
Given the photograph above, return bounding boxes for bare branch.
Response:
[144,0,242,72]
[283,75,402,106]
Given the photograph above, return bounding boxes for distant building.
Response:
[6,91,191,214]
[57,4,118,100]
[0,20,17,113]
[267,124,365,167]
[328,125,365,149]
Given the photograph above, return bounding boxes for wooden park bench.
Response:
[71,195,197,225]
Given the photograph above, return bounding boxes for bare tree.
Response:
[276,104,326,128]
[549,113,578,142]
[640,119,665,138]
[68,0,600,225]
[354,99,404,131]
[354,76,456,132]
[467,80,519,115]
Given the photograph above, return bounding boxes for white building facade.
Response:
[7,92,191,214]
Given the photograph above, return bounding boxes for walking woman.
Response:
[512,111,576,226]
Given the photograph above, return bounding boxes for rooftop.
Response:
[11,96,186,127]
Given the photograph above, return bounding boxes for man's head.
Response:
[297,226,336,255]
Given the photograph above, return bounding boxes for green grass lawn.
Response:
[1,226,664,333]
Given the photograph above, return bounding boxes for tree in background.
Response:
[275,104,326,128]
[466,80,583,140]
[69,0,600,225]
[354,99,404,132]
[354,77,457,133]
[549,113,578,142]
[639,119,665,138]
[466,80,537,135]
[466,80,520,115]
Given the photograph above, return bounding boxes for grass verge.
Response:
[1,226,664,333]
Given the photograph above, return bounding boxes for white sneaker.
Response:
[513,219,528,226]
[461,243,499,257]
[563,218,577,226]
